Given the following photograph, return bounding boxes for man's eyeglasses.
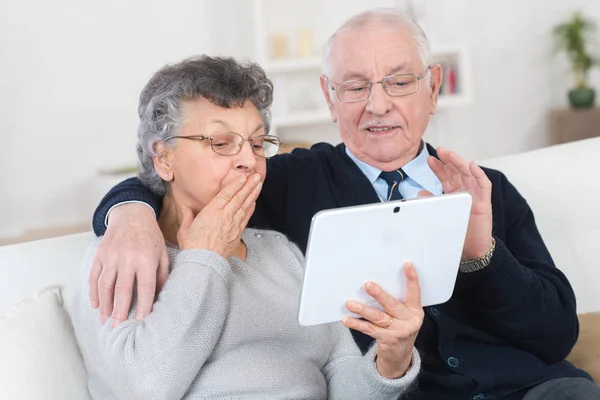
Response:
[328,66,431,103]
[164,132,282,158]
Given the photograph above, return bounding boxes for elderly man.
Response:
[89,8,599,400]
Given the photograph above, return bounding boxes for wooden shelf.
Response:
[548,107,600,144]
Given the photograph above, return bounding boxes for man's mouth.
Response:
[366,126,400,133]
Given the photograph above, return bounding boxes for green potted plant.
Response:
[553,12,598,109]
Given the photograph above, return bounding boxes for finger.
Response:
[469,162,492,192]
[155,248,170,295]
[177,206,200,249]
[445,151,476,191]
[97,266,117,324]
[346,300,392,328]
[177,206,195,248]
[363,281,404,317]
[427,156,447,178]
[133,267,158,322]
[427,157,455,192]
[417,189,434,198]
[233,180,262,225]
[442,151,464,177]
[179,206,194,232]
[211,175,250,210]
[435,146,452,165]
[447,154,486,198]
[111,268,136,327]
[246,179,263,207]
[225,174,262,213]
[89,252,103,308]
[450,158,480,196]
[403,263,422,308]
[448,151,474,180]
[442,155,465,190]
[342,317,384,340]
[239,201,256,230]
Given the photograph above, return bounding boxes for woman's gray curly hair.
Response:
[136,55,274,196]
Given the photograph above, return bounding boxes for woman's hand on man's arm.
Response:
[89,203,169,328]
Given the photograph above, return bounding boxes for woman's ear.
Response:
[153,141,174,181]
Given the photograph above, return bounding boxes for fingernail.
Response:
[240,175,247,183]
[135,313,145,321]
[111,319,121,328]
[90,300,98,308]
[342,318,356,328]
[100,314,108,324]
[253,174,261,183]
[347,300,361,310]
[366,281,378,293]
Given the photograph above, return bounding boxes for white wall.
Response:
[214,0,600,160]
[2,0,600,239]
[431,0,600,160]
[1,0,213,239]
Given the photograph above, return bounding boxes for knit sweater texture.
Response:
[71,228,420,400]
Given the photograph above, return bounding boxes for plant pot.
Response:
[568,87,596,109]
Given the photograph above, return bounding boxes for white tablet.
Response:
[298,192,472,326]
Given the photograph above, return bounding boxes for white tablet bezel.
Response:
[298,192,472,326]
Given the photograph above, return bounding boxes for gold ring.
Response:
[385,318,393,328]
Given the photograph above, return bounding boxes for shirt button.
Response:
[254,233,262,238]
[473,394,485,400]
[447,357,460,368]
[274,234,281,238]
[430,307,440,316]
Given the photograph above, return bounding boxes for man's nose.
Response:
[365,82,392,116]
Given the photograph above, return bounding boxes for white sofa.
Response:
[1,137,599,399]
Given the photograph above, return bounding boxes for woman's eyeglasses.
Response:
[165,132,282,158]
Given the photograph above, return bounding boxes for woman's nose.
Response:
[234,141,257,171]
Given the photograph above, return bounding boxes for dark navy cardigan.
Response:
[93,143,590,400]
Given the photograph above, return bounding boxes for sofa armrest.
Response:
[567,312,600,383]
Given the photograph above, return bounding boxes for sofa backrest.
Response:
[479,137,600,313]
[0,232,95,315]
[1,138,598,316]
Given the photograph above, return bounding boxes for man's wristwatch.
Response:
[459,238,496,273]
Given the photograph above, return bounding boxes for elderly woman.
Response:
[71,55,422,400]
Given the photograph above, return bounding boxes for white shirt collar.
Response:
[345,142,440,194]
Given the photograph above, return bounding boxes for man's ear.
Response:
[428,64,443,115]
[153,141,174,181]
[320,74,338,123]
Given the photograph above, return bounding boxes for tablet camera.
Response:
[393,206,400,213]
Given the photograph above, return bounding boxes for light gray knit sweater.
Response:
[71,228,420,400]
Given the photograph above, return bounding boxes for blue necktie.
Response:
[379,169,406,201]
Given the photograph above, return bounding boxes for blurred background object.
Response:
[553,11,598,108]
[1,0,600,244]
[547,107,600,143]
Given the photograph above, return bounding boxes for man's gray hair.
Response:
[136,55,274,196]
[322,8,431,78]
